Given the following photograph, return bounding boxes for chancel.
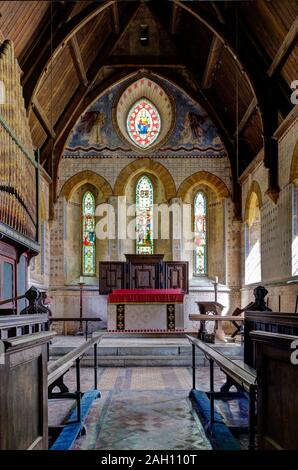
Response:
[0,0,298,454]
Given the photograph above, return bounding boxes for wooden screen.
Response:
[99,262,125,294]
[164,262,189,294]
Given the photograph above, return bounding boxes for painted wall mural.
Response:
[65,76,225,158]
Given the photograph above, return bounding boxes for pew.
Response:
[250,331,298,450]
[0,313,49,340]
[187,309,298,450]
[0,331,55,450]
[244,311,298,368]
[48,333,102,450]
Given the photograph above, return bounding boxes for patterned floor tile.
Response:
[48,366,248,450]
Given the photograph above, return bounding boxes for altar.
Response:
[107,289,185,332]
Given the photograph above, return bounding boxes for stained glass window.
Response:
[136,175,154,254]
[194,192,207,275]
[127,99,161,148]
[82,191,95,275]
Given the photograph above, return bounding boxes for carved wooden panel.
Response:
[164,262,189,293]
[131,264,157,289]
[99,262,125,294]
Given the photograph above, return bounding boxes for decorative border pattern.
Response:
[167,304,176,330]
[116,304,125,330]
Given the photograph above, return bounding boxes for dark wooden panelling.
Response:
[164,262,189,294]
[244,311,298,368]
[252,331,298,450]
[99,262,125,295]
[0,332,54,450]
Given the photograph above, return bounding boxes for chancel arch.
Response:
[244,181,262,285]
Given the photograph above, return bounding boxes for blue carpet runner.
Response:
[189,389,241,450]
[50,390,101,450]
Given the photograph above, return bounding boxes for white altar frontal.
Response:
[107,289,185,332]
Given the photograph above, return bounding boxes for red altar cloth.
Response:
[108,289,184,303]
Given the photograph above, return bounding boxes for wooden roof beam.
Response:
[202,35,223,89]
[171,4,180,35]
[233,97,257,137]
[40,2,140,169]
[31,97,56,140]
[22,1,115,110]
[111,1,120,34]
[69,35,88,87]
[267,16,298,77]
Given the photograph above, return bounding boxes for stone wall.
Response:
[240,117,298,312]
[46,154,240,329]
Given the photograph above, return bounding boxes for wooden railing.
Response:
[186,334,257,450]
[0,313,49,340]
[48,333,102,444]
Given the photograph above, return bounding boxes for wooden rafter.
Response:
[171,4,180,35]
[202,35,223,89]
[40,3,140,171]
[234,97,257,137]
[111,1,120,34]
[31,97,56,140]
[267,16,298,77]
[69,36,88,87]
[22,1,116,110]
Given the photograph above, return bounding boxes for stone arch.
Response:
[290,139,298,185]
[59,170,113,202]
[244,180,263,223]
[113,158,176,200]
[177,171,230,201]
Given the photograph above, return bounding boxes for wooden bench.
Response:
[48,333,102,450]
[250,331,298,450]
[186,334,257,450]
[0,331,55,450]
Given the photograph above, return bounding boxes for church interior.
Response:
[0,0,298,453]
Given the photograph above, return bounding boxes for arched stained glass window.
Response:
[194,192,207,275]
[82,191,95,275]
[136,175,154,254]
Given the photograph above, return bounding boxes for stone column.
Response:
[170,197,184,261]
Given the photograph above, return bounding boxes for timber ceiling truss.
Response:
[2,0,295,216]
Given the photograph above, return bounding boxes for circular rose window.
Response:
[127,99,161,148]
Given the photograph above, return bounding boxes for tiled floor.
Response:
[49,366,250,450]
